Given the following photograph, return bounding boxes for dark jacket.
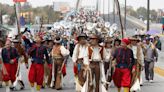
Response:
[2,47,19,64]
[113,47,135,69]
[28,44,50,64]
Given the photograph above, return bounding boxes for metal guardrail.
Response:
[121,14,146,29]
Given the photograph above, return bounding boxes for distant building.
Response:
[19,11,33,24]
[53,2,71,13]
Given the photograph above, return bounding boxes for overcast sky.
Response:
[0,0,163,10]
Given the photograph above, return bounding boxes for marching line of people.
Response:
[0,30,161,92]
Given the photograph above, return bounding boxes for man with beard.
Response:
[51,37,70,90]
[72,33,89,92]
[88,34,106,92]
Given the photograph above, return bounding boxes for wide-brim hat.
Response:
[114,38,121,42]
[104,37,113,43]
[89,34,99,39]
[145,37,151,41]
[77,33,87,41]
[129,37,140,41]
[54,37,62,43]
[12,39,21,43]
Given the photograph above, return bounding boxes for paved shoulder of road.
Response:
[155,50,164,77]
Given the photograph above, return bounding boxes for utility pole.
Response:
[147,0,150,31]
[124,0,127,31]
[108,0,110,22]
[0,9,2,24]
[103,0,105,21]
[113,0,116,23]
[96,0,99,11]
[116,0,124,38]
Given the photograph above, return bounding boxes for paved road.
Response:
[0,55,164,92]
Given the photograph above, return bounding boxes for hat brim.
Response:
[12,40,21,43]
[54,39,62,43]
[105,40,113,43]
[129,38,140,41]
[77,36,87,41]
[13,41,21,43]
[90,37,99,39]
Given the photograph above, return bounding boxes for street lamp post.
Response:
[147,0,150,31]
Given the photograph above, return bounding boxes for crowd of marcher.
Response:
[0,9,162,92]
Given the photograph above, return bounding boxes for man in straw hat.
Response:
[87,34,106,92]
[1,39,20,92]
[128,36,144,92]
[72,33,89,92]
[51,36,69,90]
[28,35,51,92]
[112,38,135,92]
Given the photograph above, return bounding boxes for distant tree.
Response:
[126,6,137,17]
[136,7,147,20]
[21,2,32,11]
[8,13,16,25]
[150,10,158,22]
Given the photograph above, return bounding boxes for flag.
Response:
[62,64,66,76]
[13,0,27,2]
[73,65,78,76]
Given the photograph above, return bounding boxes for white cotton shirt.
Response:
[72,44,89,65]
[91,47,102,61]
[60,46,70,57]
[104,48,111,62]
[132,46,137,59]
[132,45,144,65]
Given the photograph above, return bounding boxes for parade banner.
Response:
[13,0,27,2]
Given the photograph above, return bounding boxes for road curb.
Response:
[154,67,164,77]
